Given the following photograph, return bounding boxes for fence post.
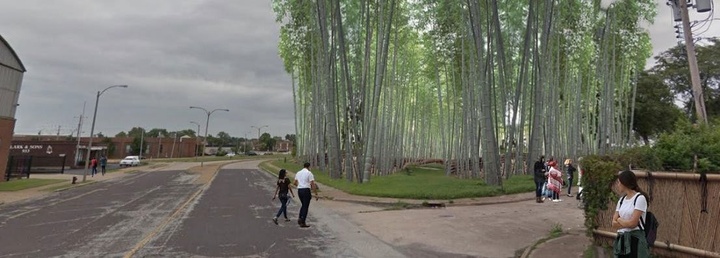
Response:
[4,156,12,181]
[26,156,32,179]
[61,155,67,174]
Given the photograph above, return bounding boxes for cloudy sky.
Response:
[1,0,717,138]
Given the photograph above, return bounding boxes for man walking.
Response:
[100,155,108,176]
[294,162,317,228]
[533,156,546,203]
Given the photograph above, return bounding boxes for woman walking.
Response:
[272,169,295,225]
[612,170,650,257]
[546,160,563,202]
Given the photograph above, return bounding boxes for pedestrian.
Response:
[533,156,546,203]
[272,169,295,225]
[100,155,108,176]
[545,160,563,202]
[612,170,650,258]
[91,157,98,177]
[565,159,577,197]
[293,162,318,228]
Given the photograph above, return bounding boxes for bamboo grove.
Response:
[271,0,656,185]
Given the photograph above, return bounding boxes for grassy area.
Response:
[262,159,535,200]
[0,179,65,191]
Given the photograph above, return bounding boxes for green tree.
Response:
[259,133,277,151]
[146,128,168,137]
[127,127,145,138]
[217,131,232,147]
[131,136,147,156]
[101,137,116,156]
[115,131,128,137]
[633,71,683,145]
[652,38,720,120]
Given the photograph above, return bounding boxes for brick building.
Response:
[10,135,200,168]
[0,35,26,174]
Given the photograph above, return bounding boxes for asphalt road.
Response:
[0,162,404,257]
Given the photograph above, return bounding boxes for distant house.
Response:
[0,34,27,175]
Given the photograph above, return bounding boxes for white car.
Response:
[119,156,140,167]
[225,152,236,157]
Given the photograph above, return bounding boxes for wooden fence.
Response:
[592,171,720,257]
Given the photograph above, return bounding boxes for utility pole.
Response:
[677,0,708,124]
[75,102,86,166]
[171,133,177,158]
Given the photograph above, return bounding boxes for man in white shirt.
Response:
[294,162,317,228]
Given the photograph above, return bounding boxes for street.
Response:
[0,161,403,257]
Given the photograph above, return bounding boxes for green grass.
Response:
[0,179,65,191]
[263,159,536,200]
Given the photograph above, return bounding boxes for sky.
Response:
[0,0,717,139]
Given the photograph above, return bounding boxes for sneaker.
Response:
[285,218,291,222]
[272,218,278,225]
[567,194,573,197]
[299,224,310,228]
[557,199,563,202]
[552,199,560,202]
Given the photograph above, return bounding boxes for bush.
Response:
[580,155,621,235]
[653,122,720,173]
[613,146,662,171]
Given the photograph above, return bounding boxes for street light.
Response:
[190,106,229,167]
[83,84,128,182]
[250,125,268,151]
[190,121,201,157]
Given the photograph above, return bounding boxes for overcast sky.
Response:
[1,0,717,138]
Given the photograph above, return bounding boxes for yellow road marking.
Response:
[123,165,223,258]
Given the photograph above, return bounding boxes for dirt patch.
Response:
[188,164,224,184]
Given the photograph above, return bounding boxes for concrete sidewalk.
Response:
[524,230,592,258]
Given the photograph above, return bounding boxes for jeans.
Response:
[298,188,312,224]
[275,194,289,219]
[534,178,544,197]
[567,177,574,195]
[101,165,106,175]
[92,166,97,176]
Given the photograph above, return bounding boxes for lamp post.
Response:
[190,106,229,167]
[190,121,201,157]
[250,125,268,151]
[83,85,127,182]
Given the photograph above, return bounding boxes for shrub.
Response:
[613,146,662,171]
[653,122,720,173]
[580,155,621,235]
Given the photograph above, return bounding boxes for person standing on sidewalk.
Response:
[612,170,650,257]
[294,162,317,228]
[272,169,295,225]
[546,160,563,202]
[91,157,98,177]
[564,159,577,197]
[100,155,108,176]
[533,156,547,203]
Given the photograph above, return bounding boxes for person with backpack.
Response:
[271,169,295,225]
[612,170,651,257]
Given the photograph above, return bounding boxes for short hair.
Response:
[303,162,311,168]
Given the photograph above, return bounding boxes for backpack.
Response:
[619,194,659,247]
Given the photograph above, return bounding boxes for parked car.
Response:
[245,151,258,156]
[226,152,236,157]
[119,156,140,167]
